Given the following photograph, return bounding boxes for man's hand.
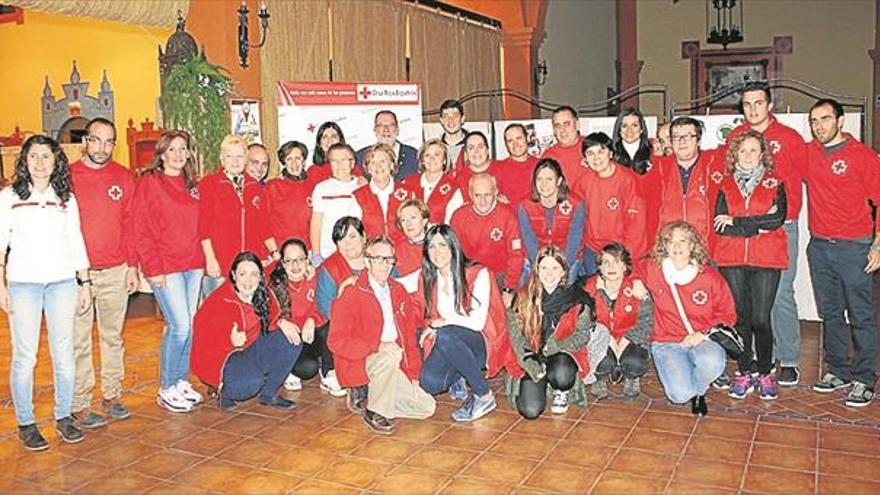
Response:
[630,279,648,300]
[148,274,166,288]
[205,255,222,279]
[865,248,880,273]
[126,267,140,294]
[337,275,357,293]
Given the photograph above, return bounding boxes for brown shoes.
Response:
[363,409,395,435]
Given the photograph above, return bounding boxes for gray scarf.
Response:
[733,164,765,198]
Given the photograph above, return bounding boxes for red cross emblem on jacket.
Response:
[831,159,848,175]
[107,185,123,201]
[490,227,503,242]
[559,199,572,216]
[692,290,708,306]
[606,197,620,210]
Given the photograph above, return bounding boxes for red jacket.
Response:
[584,275,645,340]
[264,175,318,250]
[264,262,327,328]
[642,261,736,343]
[403,173,458,224]
[131,173,204,277]
[328,272,423,387]
[508,305,591,380]
[726,116,806,220]
[452,161,502,194]
[496,155,538,206]
[393,236,423,278]
[450,203,525,291]
[198,171,269,272]
[805,134,880,240]
[711,172,788,269]
[191,282,281,387]
[418,265,517,378]
[353,181,413,242]
[638,163,664,247]
[542,135,587,185]
[656,150,724,242]
[70,160,137,269]
[572,164,648,257]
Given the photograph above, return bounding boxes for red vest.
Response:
[506,305,590,380]
[403,173,458,224]
[322,251,355,286]
[584,275,642,340]
[353,181,412,242]
[711,172,788,269]
[393,237,423,277]
[519,196,584,249]
[657,150,723,242]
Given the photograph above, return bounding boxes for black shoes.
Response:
[690,395,708,417]
[347,386,368,414]
[363,409,395,435]
[56,417,85,444]
[18,424,49,452]
[72,410,108,429]
[777,367,800,387]
[259,395,296,410]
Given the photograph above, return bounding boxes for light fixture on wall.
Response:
[706,0,743,50]
[238,1,270,69]
[534,59,548,87]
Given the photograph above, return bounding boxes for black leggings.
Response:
[719,266,781,375]
[291,322,333,379]
[516,352,578,420]
[595,344,648,381]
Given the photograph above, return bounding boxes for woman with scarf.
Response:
[712,130,787,400]
[505,245,607,419]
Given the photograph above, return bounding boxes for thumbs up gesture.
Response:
[230,322,247,348]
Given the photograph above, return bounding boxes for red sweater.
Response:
[131,173,204,277]
[495,155,538,206]
[264,175,318,250]
[642,261,736,343]
[353,181,413,242]
[191,281,281,387]
[453,161,502,193]
[635,164,663,249]
[805,135,880,240]
[450,203,525,291]
[198,172,269,273]
[328,272,423,387]
[403,173,458,224]
[543,135,587,185]
[285,275,326,328]
[572,164,647,257]
[656,150,724,243]
[70,160,137,268]
[726,116,806,220]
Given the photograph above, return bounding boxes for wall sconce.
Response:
[534,59,548,87]
[238,1,270,69]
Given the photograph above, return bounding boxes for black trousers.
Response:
[516,352,578,420]
[595,343,648,381]
[719,266,781,375]
[291,322,334,379]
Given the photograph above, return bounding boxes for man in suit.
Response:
[356,110,419,181]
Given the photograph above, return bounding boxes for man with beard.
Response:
[69,118,139,428]
[356,110,419,181]
[805,98,880,408]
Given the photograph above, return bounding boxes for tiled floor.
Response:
[2,299,880,493]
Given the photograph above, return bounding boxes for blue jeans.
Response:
[200,275,223,301]
[771,220,800,367]
[807,236,878,386]
[222,331,302,401]
[651,339,726,404]
[151,269,203,389]
[8,278,78,425]
[420,325,489,396]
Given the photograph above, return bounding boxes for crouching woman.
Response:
[191,252,304,410]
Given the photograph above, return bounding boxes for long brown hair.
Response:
[723,129,775,176]
[515,245,569,350]
[139,130,199,189]
[650,220,710,269]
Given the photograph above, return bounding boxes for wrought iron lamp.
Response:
[706,0,743,50]
[238,1,270,68]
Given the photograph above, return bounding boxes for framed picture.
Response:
[230,98,262,144]
[706,61,768,106]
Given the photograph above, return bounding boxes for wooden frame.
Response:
[126,118,163,171]
[682,36,793,113]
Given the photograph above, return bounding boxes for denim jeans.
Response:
[151,269,203,389]
[8,278,78,425]
[200,275,224,301]
[807,236,878,386]
[771,220,800,367]
[420,325,489,396]
[651,339,726,404]
[222,330,302,402]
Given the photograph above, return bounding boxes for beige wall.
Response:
[638,0,874,127]
[539,0,617,115]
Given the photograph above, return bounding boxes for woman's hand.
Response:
[78,285,93,315]
[337,275,357,293]
[419,327,436,347]
[0,285,11,315]
[713,215,734,233]
[429,318,445,329]
[230,322,247,348]
[682,332,707,348]
[147,274,166,288]
[630,279,649,300]
[205,255,222,279]
[278,318,302,345]
[301,318,316,344]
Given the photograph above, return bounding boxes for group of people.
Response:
[3,83,879,450]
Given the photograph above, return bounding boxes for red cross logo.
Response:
[692,290,708,306]
[559,199,572,216]
[359,86,372,99]
[307,123,316,133]
[710,171,724,184]
[831,159,848,175]
[490,227,503,242]
[624,304,633,313]
[107,185,123,201]
[394,188,408,201]
[251,196,262,209]
[189,188,200,200]
[762,177,779,189]
[769,140,781,154]
[606,197,620,211]
[306,288,315,302]
[439,183,451,195]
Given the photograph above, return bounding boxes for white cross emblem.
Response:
[394,188,408,201]
[769,140,781,154]
[692,290,708,306]
[107,185,123,201]
[606,197,620,211]
[439,183,451,195]
[490,227,503,242]
[762,177,779,189]
[559,200,572,216]
[831,159,848,176]
[189,188,200,200]
[710,171,724,184]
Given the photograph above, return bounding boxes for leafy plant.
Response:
[160,55,233,174]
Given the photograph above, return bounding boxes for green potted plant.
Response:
[160,55,233,174]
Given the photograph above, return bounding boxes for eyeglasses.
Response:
[671,134,698,143]
[366,255,396,265]
[281,256,308,266]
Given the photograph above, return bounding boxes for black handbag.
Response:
[708,324,745,359]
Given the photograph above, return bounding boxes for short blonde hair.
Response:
[220,134,248,155]
[418,138,449,174]
[364,143,398,176]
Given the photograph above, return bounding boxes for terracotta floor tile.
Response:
[386,420,448,444]
[262,445,340,476]
[743,465,816,494]
[818,450,880,481]
[818,474,880,494]
[566,422,631,445]
[216,437,291,467]
[315,457,391,488]
[607,448,676,479]
[136,420,202,447]
[450,409,520,431]
[434,426,499,451]
[225,469,302,494]
[439,477,513,494]
[510,416,576,437]
[55,429,121,457]
[548,440,617,468]
[404,445,479,474]
[85,441,161,468]
[755,423,818,448]
[673,457,745,489]
[685,435,751,464]
[143,481,214,494]
[72,469,162,494]
[301,428,371,454]
[169,427,244,456]
[370,466,451,493]
[292,479,362,494]
[590,472,668,494]
[581,403,645,427]
[694,416,757,441]
[490,432,558,459]
[174,459,253,491]
[209,412,281,437]
[461,453,537,485]
[350,435,422,463]
[29,459,106,492]
[127,449,207,479]
[624,428,689,454]
[666,481,739,494]
[253,419,314,446]
[104,414,165,438]
[819,429,880,456]
[637,411,698,434]
[523,461,600,493]
[750,443,817,472]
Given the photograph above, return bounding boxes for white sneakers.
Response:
[320,370,347,397]
[283,373,303,391]
[551,390,569,415]
[157,380,204,413]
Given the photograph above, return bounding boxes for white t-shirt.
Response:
[311,178,362,258]
[436,266,490,331]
